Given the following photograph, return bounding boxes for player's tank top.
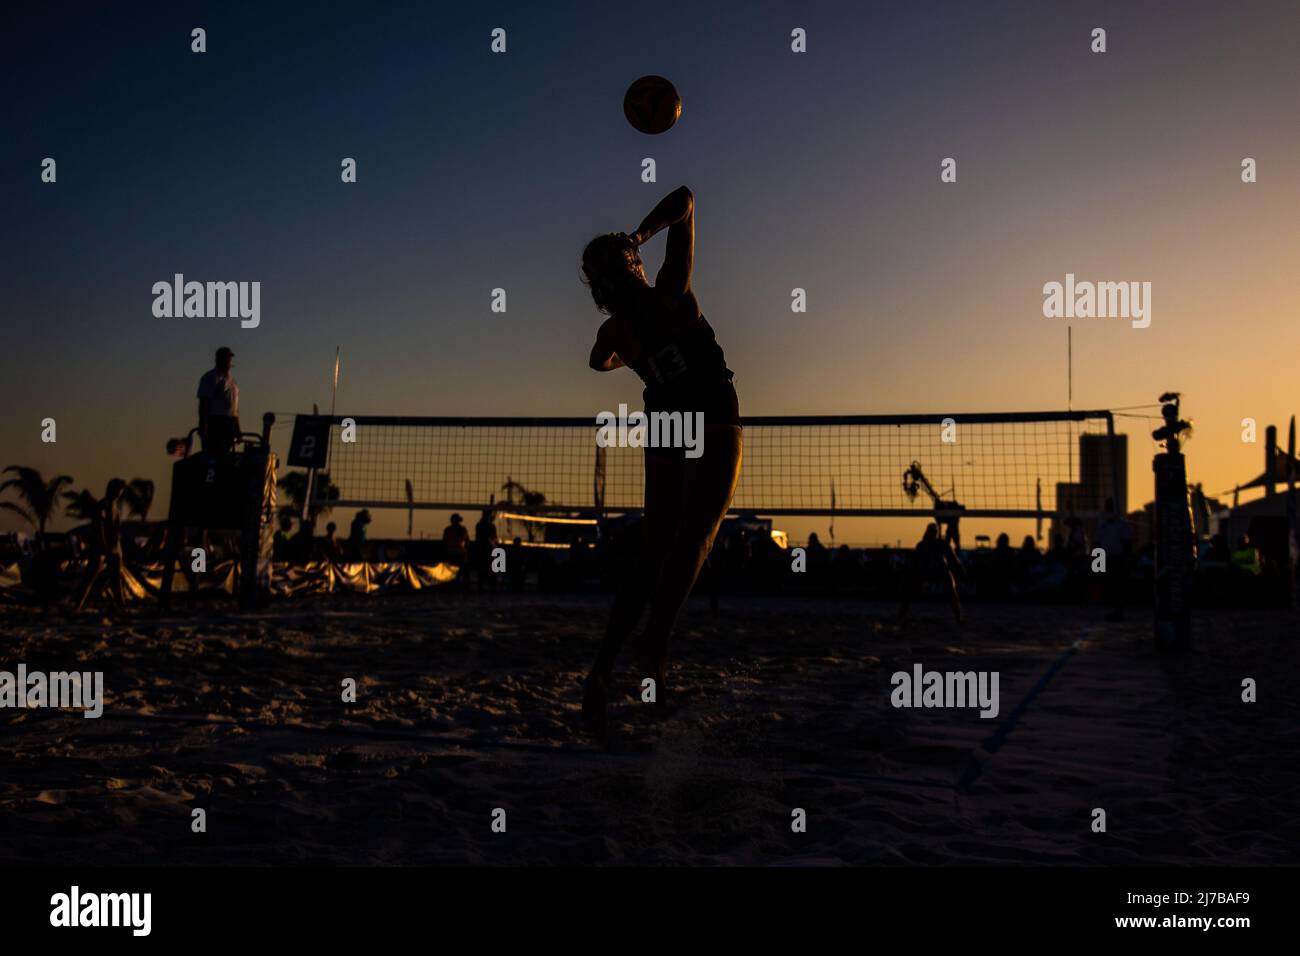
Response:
[622,307,740,427]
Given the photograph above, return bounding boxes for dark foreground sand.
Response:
[0,592,1296,865]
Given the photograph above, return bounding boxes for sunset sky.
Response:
[4,0,1297,545]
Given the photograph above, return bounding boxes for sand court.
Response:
[0,594,1295,866]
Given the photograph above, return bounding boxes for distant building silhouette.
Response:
[1052,432,1127,545]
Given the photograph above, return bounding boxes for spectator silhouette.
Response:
[805,532,830,579]
[1017,535,1044,588]
[321,521,344,561]
[348,509,372,561]
[1064,515,1088,558]
[830,543,862,589]
[442,513,470,586]
[988,531,1016,600]
[475,509,499,592]
[273,513,294,559]
[197,347,240,454]
[289,514,315,563]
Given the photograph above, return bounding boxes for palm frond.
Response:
[0,501,34,527]
[62,488,100,522]
[123,478,155,520]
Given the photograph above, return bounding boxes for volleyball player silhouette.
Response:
[579,185,743,741]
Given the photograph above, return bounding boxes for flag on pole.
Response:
[829,479,836,544]
[1035,477,1043,541]
[405,479,414,538]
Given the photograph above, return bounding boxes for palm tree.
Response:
[62,488,101,523]
[500,478,546,509]
[278,470,339,521]
[123,478,155,521]
[500,478,526,505]
[499,477,548,542]
[1,466,74,543]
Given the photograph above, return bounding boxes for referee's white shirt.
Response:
[197,368,239,417]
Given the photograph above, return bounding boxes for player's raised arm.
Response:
[631,185,693,295]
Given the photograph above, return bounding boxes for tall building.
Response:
[1080,433,1128,514]
[1050,432,1128,545]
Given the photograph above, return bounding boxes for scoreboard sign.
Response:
[288,416,331,469]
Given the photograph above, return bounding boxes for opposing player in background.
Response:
[897,523,963,625]
[580,185,743,740]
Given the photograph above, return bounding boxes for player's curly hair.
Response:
[580,232,643,315]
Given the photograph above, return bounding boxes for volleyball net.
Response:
[291,410,1123,520]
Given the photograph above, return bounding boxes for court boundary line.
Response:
[956,637,1087,792]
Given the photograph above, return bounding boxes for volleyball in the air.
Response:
[623,75,682,134]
